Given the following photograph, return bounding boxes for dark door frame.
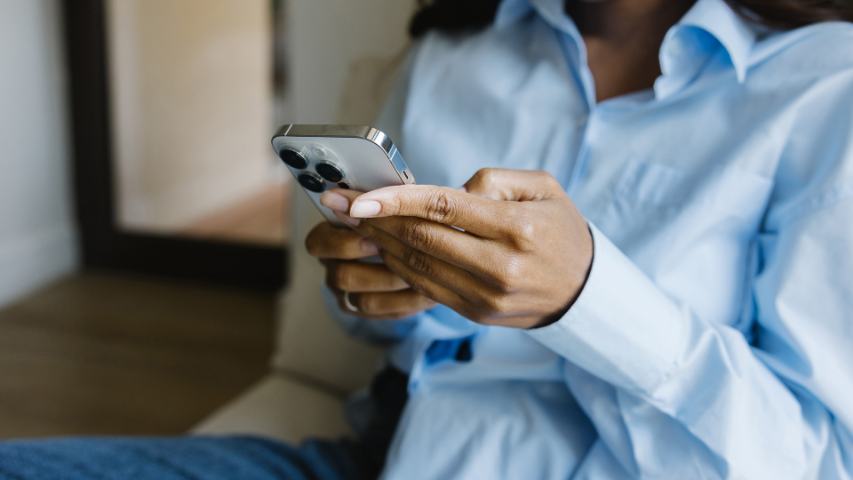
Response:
[62,0,287,292]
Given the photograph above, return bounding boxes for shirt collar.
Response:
[495,0,533,28]
[675,0,757,82]
[496,0,576,34]
[495,0,757,83]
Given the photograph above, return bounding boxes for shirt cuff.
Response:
[527,224,692,396]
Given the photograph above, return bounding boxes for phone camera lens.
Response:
[277,148,308,169]
[315,162,344,183]
[297,172,325,193]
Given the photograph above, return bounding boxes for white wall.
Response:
[287,0,415,124]
[0,0,78,307]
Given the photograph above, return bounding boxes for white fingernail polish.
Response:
[350,200,382,218]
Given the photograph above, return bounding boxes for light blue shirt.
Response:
[327,0,853,477]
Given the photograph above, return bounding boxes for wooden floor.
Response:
[0,271,276,439]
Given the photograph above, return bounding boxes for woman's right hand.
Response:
[305,221,437,320]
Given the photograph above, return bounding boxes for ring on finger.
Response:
[342,291,358,313]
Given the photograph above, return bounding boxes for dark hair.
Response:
[409,0,853,38]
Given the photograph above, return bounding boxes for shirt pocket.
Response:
[612,157,773,225]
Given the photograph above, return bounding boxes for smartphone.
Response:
[272,125,415,225]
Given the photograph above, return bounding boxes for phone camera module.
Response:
[277,148,308,169]
[297,172,326,193]
[315,162,344,183]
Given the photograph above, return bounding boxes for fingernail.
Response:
[361,239,380,255]
[333,210,360,227]
[350,200,382,218]
[320,191,350,213]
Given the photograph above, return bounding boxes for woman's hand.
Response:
[320,169,593,330]
[305,221,437,320]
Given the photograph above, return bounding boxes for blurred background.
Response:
[0,0,413,438]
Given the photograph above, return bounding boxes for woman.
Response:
[3,0,852,478]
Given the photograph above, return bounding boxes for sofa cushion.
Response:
[272,192,385,393]
[193,373,350,443]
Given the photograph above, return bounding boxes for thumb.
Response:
[463,168,563,202]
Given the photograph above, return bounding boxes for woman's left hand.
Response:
[320,168,593,329]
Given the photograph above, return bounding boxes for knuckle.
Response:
[544,173,563,191]
[535,170,557,185]
[535,170,554,182]
[409,281,426,296]
[413,279,437,300]
[479,167,500,178]
[401,221,435,250]
[471,168,498,189]
[406,276,431,297]
[402,247,432,275]
[426,191,455,222]
[510,218,537,250]
[493,261,521,293]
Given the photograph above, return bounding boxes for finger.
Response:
[362,225,494,298]
[377,254,466,311]
[348,185,511,239]
[379,251,483,321]
[361,216,511,285]
[305,222,378,259]
[365,228,500,317]
[464,168,564,201]
[326,261,409,292]
[320,188,363,214]
[341,289,437,317]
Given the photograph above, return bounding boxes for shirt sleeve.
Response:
[530,213,853,478]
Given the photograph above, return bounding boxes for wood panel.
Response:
[0,272,275,438]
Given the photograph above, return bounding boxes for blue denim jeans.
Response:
[0,367,409,480]
[0,435,360,480]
